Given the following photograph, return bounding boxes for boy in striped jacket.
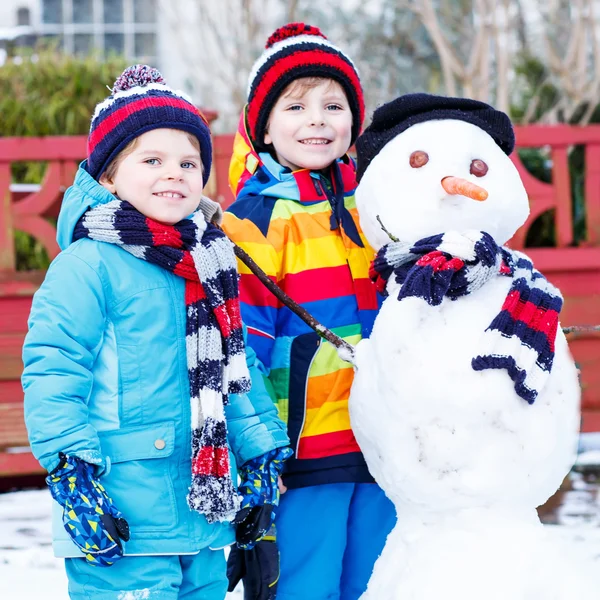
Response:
[223,23,396,600]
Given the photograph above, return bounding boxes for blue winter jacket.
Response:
[22,162,289,558]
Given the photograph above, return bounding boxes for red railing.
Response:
[1,126,599,476]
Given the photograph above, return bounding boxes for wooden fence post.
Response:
[0,164,16,272]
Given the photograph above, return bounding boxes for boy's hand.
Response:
[278,475,287,495]
[46,452,130,567]
[234,446,292,549]
[227,524,279,599]
[233,505,274,547]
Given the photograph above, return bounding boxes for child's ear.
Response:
[264,130,272,146]
[99,173,117,194]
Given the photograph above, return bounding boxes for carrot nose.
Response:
[441,176,488,201]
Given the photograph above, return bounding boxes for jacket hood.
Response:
[57,161,117,250]
[229,107,262,199]
[228,105,356,204]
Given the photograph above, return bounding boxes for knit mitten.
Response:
[46,453,130,566]
[233,446,293,549]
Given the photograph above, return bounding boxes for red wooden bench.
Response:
[0,277,46,476]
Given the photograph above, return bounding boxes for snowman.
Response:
[348,94,592,599]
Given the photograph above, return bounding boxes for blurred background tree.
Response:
[160,0,301,133]
[298,0,600,247]
[0,45,126,268]
[0,46,126,153]
[2,0,599,253]
[167,0,600,127]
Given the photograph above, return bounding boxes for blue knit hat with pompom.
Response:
[87,65,212,181]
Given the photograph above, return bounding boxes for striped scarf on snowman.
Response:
[369,230,563,404]
[74,199,250,523]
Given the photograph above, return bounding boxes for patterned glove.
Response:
[233,446,293,549]
[46,452,130,566]
[227,524,279,600]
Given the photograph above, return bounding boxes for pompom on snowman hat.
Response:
[246,22,365,147]
[87,64,212,181]
[356,93,515,182]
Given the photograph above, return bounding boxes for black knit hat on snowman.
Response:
[356,93,515,182]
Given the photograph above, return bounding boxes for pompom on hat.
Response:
[87,64,212,181]
[356,93,515,182]
[246,23,365,147]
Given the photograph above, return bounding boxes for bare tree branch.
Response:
[159,0,600,128]
[409,0,464,96]
[493,0,511,112]
[286,0,300,22]
[466,0,488,80]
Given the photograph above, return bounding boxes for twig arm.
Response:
[231,242,357,364]
[223,224,599,366]
[562,325,600,335]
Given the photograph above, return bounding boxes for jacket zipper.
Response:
[311,174,325,197]
[295,341,320,456]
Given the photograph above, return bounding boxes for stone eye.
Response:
[409,150,429,168]
[470,159,488,177]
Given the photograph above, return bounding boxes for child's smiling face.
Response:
[100,128,204,225]
[264,78,353,172]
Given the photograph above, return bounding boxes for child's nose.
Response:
[308,108,326,126]
[165,165,184,180]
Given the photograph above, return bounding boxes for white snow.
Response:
[0,485,599,598]
[0,489,243,599]
[577,450,600,467]
[579,432,600,454]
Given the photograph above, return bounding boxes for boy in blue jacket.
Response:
[22,65,289,600]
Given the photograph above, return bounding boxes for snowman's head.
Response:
[355,97,530,250]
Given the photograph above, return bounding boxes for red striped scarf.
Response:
[75,199,250,522]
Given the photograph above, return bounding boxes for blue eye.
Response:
[326,104,343,111]
[145,158,159,165]
[181,161,196,169]
[287,105,302,111]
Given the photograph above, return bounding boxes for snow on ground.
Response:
[0,489,243,599]
[1,455,600,599]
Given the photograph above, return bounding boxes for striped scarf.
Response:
[74,199,250,523]
[370,231,563,404]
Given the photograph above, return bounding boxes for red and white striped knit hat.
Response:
[246,23,365,147]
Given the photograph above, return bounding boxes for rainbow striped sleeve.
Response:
[222,209,281,372]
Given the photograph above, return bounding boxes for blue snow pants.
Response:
[276,482,397,600]
[65,547,227,599]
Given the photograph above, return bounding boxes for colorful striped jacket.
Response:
[222,115,381,488]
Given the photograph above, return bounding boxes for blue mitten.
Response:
[46,452,130,566]
[234,446,293,549]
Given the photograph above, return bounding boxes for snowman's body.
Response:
[350,117,589,598]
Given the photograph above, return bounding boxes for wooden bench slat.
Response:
[0,297,33,333]
[0,403,29,447]
[0,333,26,380]
[0,379,24,403]
[0,451,43,476]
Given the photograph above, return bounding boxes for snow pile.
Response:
[350,117,594,599]
[0,489,242,599]
[0,482,599,598]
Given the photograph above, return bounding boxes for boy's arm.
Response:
[22,252,107,473]
[222,210,280,374]
[226,330,289,465]
[223,206,289,463]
